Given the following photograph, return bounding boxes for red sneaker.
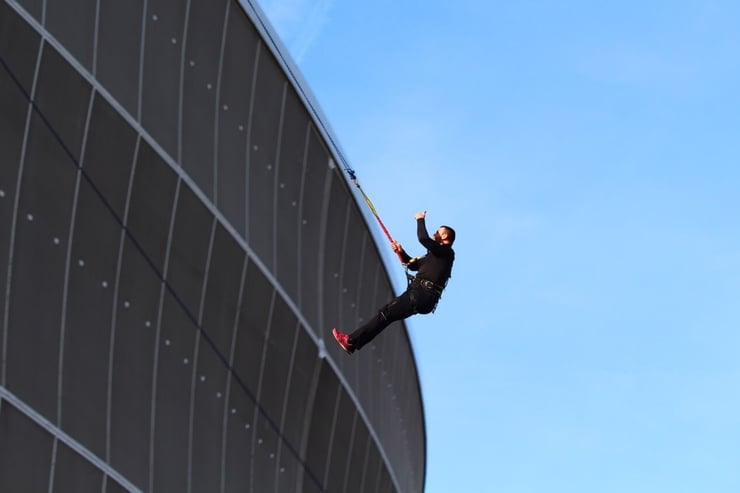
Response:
[332,328,354,355]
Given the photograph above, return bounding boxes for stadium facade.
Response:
[0,1,426,492]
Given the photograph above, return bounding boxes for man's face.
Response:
[433,227,449,244]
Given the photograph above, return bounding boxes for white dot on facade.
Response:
[101,281,108,288]
[252,145,258,151]
[0,190,5,197]
[216,392,222,398]
[302,219,307,225]
[78,259,85,267]
[291,201,297,207]
[200,375,206,382]
[257,438,263,445]
[238,125,244,131]
[279,183,285,189]
[145,320,151,327]
[183,358,189,365]
[266,164,272,170]
[171,38,177,44]
[245,424,250,429]
[269,453,275,459]
[189,60,195,67]
[52,237,60,245]
[223,104,229,111]
[152,14,158,21]
[206,83,212,90]
[231,408,236,414]
[165,339,171,346]
[123,301,130,309]
[26,213,33,221]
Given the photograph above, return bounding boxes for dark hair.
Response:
[440,225,456,245]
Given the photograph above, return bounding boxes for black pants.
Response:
[349,285,439,351]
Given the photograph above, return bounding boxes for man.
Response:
[332,211,455,354]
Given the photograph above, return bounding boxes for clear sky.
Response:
[258,1,740,492]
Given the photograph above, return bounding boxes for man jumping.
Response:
[332,211,455,354]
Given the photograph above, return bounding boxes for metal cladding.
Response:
[0,1,425,492]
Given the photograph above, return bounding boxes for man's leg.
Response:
[349,290,417,351]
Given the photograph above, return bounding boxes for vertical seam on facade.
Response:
[321,385,343,488]
[105,134,142,463]
[244,41,261,241]
[219,254,248,493]
[213,0,230,203]
[249,289,276,493]
[176,0,192,166]
[56,87,95,428]
[186,216,217,493]
[148,177,182,492]
[137,0,148,122]
[92,0,100,76]
[273,320,300,491]
[341,410,359,493]
[272,82,287,273]
[0,35,44,387]
[316,159,333,337]
[296,122,311,314]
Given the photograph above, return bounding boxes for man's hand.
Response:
[415,210,426,220]
[391,241,403,253]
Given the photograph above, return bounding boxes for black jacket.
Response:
[398,218,455,288]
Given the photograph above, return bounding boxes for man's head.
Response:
[433,225,456,246]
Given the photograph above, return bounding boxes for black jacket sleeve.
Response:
[416,218,448,257]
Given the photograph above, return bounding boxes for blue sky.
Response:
[258,1,740,491]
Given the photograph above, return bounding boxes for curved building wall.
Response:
[0,1,426,492]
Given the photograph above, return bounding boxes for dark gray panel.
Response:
[251,416,280,492]
[126,140,178,274]
[259,295,296,422]
[378,468,394,493]
[200,222,246,357]
[325,391,356,493]
[190,346,228,493]
[0,403,53,492]
[215,4,260,237]
[232,260,273,393]
[52,442,104,492]
[109,236,161,489]
[60,179,119,458]
[359,445,382,493]
[6,111,77,421]
[346,419,371,493]
[274,451,301,493]
[338,211,366,334]
[0,2,41,95]
[97,0,145,117]
[298,127,329,329]
[223,386,257,493]
[323,173,350,351]
[82,93,138,220]
[303,360,339,492]
[275,88,309,302]
[34,44,91,163]
[180,0,228,197]
[281,327,315,447]
[0,57,28,375]
[12,0,42,20]
[247,45,284,269]
[166,183,213,312]
[152,291,198,493]
[46,0,96,71]
[140,0,187,157]
[104,477,130,493]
